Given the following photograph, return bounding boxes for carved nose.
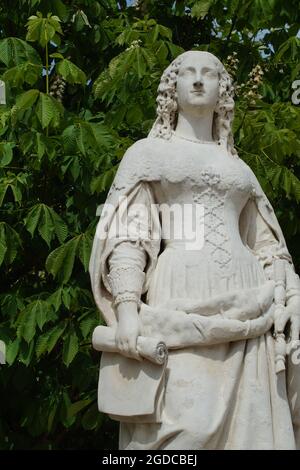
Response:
[193,80,203,88]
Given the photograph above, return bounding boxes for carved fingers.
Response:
[288,295,300,341]
[274,306,290,334]
[274,296,300,341]
[115,306,142,361]
[291,314,300,342]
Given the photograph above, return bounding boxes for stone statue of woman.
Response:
[89,51,300,450]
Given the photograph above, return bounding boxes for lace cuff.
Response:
[107,266,145,306]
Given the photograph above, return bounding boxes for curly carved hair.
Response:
[148,51,238,158]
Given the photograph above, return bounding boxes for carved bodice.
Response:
[151,139,257,273]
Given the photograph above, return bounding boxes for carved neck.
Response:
[174,110,214,143]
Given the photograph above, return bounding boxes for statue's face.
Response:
[176,52,219,116]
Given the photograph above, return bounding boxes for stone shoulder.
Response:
[120,137,167,166]
[110,138,165,193]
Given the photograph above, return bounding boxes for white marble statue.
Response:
[89,51,300,450]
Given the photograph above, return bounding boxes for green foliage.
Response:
[191,0,215,19]
[0,222,22,266]
[56,59,87,85]
[3,62,43,88]
[0,0,300,451]
[26,12,63,47]
[35,92,64,128]
[0,37,42,67]
[46,232,92,283]
[25,203,68,246]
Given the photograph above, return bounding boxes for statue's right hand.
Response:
[115,303,142,361]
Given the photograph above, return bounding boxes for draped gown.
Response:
[89,135,300,450]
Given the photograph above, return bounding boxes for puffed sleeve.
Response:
[239,161,298,283]
[89,139,162,327]
[240,197,285,278]
[104,182,154,308]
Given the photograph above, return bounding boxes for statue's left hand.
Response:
[275,293,300,341]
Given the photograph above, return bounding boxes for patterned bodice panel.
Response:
[155,157,256,273]
[191,165,255,271]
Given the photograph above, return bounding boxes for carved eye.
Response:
[204,69,218,78]
[180,68,194,77]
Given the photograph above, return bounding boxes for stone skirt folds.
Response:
[119,245,298,450]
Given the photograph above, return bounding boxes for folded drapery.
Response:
[139,280,275,347]
[92,280,276,422]
[139,302,274,349]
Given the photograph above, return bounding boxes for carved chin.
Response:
[187,95,216,106]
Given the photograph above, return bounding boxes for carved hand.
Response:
[115,301,142,361]
[274,266,300,342]
[275,295,300,342]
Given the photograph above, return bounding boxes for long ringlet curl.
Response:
[148,51,238,158]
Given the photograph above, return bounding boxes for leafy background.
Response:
[0,0,299,449]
